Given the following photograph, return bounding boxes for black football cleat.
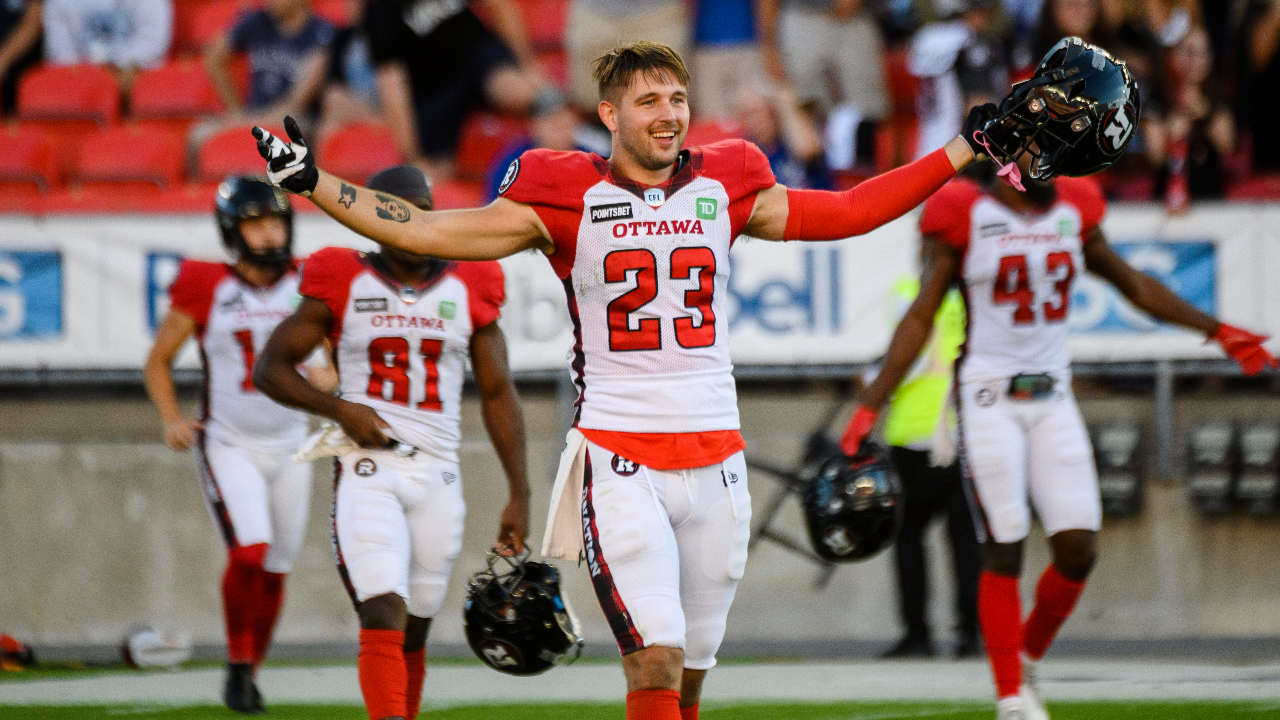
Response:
[879,633,936,659]
[224,663,265,714]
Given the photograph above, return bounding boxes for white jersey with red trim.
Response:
[920,178,1107,384]
[299,248,505,464]
[168,260,309,450]
[499,141,776,433]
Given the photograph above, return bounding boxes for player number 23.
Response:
[993,252,1075,325]
[605,247,716,351]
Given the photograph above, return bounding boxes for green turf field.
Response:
[3,703,1280,719]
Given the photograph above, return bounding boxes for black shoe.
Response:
[879,633,936,659]
[224,663,265,714]
[954,630,983,658]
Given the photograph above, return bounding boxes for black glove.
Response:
[252,116,318,197]
[961,103,1000,160]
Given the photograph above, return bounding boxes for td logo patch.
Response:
[438,300,456,319]
[354,458,377,476]
[497,159,520,195]
[696,197,717,220]
[611,455,640,476]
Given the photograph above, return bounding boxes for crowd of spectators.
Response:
[0,0,1278,209]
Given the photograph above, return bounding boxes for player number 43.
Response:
[993,252,1074,325]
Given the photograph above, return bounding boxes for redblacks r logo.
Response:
[611,455,639,476]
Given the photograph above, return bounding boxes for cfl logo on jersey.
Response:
[611,455,639,476]
[1100,104,1136,154]
[354,458,377,476]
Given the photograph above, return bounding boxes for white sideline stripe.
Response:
[3,661,1280,706]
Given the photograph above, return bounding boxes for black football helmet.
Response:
[215,176,294,266]
[803,442,903,562]
[980,37,1140,180]
[463,549,584,676]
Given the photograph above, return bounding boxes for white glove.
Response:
[293,421,358,462]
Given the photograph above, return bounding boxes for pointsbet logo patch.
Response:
[696,198,717,220]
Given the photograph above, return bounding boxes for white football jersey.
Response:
[499,141,776,434]
[300,248,505,464]
[168,260,309,449]
[920,178,1107,384]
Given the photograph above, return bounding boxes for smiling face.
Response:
[600,70,690,173]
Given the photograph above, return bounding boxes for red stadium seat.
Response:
[141,182,223,213]
[454,112,529,181]
[313,0,351,27]
[132,60,223,119]
[432,180,484,210]
[320,122,402,184]
[18,64,120,125]
[1227,173,1280,200]
[185,0,256,52]
[515,0,568,50]
[538,49,568,90]
[197,124,284,182]
[0,124,60,195]
[684,119,743,148]
[74,125,187,191]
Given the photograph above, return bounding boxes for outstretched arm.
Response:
[470,322,531,554]
[254,298,393,447]
[838,240,960,452]
[253,120,552,261]
[1084,229,1278,375]
[745,136,978,240]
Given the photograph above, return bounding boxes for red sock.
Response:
[403,648,426,720]
[222,544,268,665]
[251,571,285,666]
[1023,564,1087,661]
[359,629,407,720]
[626,689,681,720]
[679,702,699,720]
[978,571,1023,699]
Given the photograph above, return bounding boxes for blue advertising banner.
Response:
[0,250,63,340]
[1069,240,1215,334]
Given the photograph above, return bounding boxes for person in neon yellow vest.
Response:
[850,272,981,658]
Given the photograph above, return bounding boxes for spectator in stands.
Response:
[317,0,379,144]
[365,0,543,179]
[758,0,888,168]
[734,84,830,189]
[43,0,170,91]
[0,0,41,115]
[483,90,587,201]
[1029,0,1117,64]
[204,0,334,130]
[691,0,759,119]
[565,0,688,112]
[909,0,1008,158]
[1246,0,1280,171]
[1147,25,1234,200]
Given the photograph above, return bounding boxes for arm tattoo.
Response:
[375,192,411,223]
[339,182,357,208]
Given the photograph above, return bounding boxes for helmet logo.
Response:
[823,527,854,556]
[481,641,521,667]
[1100,106,1134,154]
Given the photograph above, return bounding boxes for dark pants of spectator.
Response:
[889,446,981,643]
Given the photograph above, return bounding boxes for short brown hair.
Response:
[591,41,690,103]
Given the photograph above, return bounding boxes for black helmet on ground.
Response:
[980,37,1140,180]
[463,548,584,676]
[215,176,294,266]
[803,442,903,563]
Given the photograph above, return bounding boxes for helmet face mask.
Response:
[463,549,584,676]
[216,176,294,268]
[982,37,1141,180]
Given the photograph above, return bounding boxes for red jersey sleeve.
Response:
[1055,176,1107,234]
[695,139,777,237]
[919,178,984,251]
[298,246,364,343]
[452,261,506,330]
[167,260,228,331]
[498,149,605,279]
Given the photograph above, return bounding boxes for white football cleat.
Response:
[1020,657,1050,720]
[996,695,1027,720]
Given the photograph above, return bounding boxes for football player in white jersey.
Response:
[144,177,337,714]
[253,165,530,720]
[840,155,1277,720]
[250,42,999,720]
